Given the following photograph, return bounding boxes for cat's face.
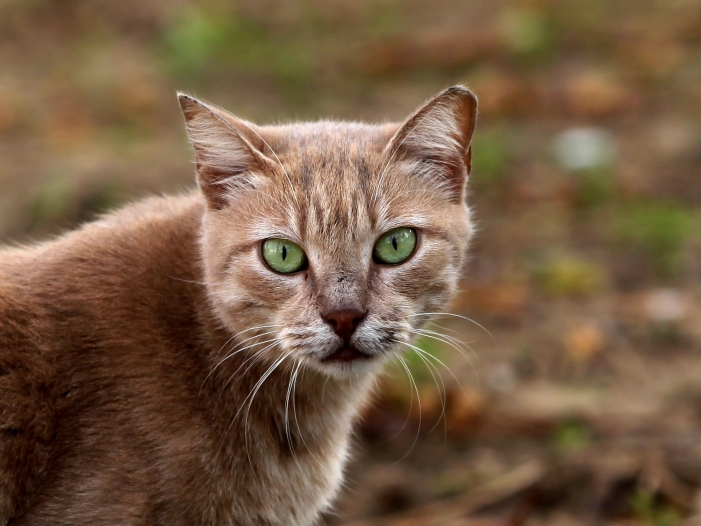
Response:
[180,87,477,378]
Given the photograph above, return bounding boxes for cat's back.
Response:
[1,193,205,329]
[0,260,55,522]
[0,193,209,523]
[0,238,61,522]
[0,192,205,383]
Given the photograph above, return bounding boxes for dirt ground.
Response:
[2,0,701,524]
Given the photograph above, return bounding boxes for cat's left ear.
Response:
[178,93,275,210]
[386,86,477,203]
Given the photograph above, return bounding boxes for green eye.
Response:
[373,227,417,265]
[262,239,308,274]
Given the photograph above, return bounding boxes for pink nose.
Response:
[322,309,367,343]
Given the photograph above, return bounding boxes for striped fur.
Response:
[0,86,477,525]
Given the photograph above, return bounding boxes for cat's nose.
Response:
[322,308,367,343]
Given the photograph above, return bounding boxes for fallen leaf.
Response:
[564,322,605,364]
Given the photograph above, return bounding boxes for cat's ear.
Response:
[386,86,477,203]
[178,93,274,210]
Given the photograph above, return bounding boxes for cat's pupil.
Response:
[391,236,398,251]
[282,245,287,260]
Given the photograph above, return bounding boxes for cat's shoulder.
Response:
[74,191,205,240]
[0,192,204,267]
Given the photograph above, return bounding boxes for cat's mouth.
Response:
[321,345,374,363]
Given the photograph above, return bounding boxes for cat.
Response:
[0,85,477,525]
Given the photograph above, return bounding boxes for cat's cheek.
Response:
[232,254,303,303]
[205,249,308,339]
[373,258,449,302]
[366,248,460,350]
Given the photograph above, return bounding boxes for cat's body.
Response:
[0,87,477,525]
[0,195,361,525]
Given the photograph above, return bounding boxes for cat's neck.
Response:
[194,270,375,509]
[199,306,375,467]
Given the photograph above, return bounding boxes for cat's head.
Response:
[180,87,477,378]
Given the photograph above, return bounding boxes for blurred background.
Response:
[2,0,701,524]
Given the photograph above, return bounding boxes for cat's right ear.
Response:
[385,86,477,204]
[178,93,273,210]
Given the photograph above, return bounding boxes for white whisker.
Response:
[409,328,481,390]
[410,312,496,343]
[202,329,281,393]
[292,363,332,475]
[394,340,447,435]
[393,355,422,463]
[241,350,295,468]
[216,338,284,407]
[285,360,304,474]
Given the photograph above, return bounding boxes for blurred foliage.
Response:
[630,489,682,526]
[498,6,558,64]
[30,177,127,233]
[534,255,608,298]
[364,0,404,38]
[162,7,313,94]
[30,173,78,230]
[614,202,696,278]
[552,419,592,453]
[471,126,512,186]
[574,166,617,208]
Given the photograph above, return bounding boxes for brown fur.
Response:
[0,86,477,525]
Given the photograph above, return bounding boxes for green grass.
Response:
[161,7,313,95]
[552,419,592,453]
[630,489,681,526]
[614,202,695,278]
[364,0,405,38]
[575,166,617,208]
[470,127,512,187]
[498,6,558,65]
[30,173,77,230]
[30,175,127,232]
[534,254,608,297]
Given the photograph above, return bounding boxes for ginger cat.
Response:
[0,86,477,525]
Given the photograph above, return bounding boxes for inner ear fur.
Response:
[178,93,275,210]
[385,85,478,203]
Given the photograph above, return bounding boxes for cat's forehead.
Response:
[272,121,391,170]
[268,122,394,240]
